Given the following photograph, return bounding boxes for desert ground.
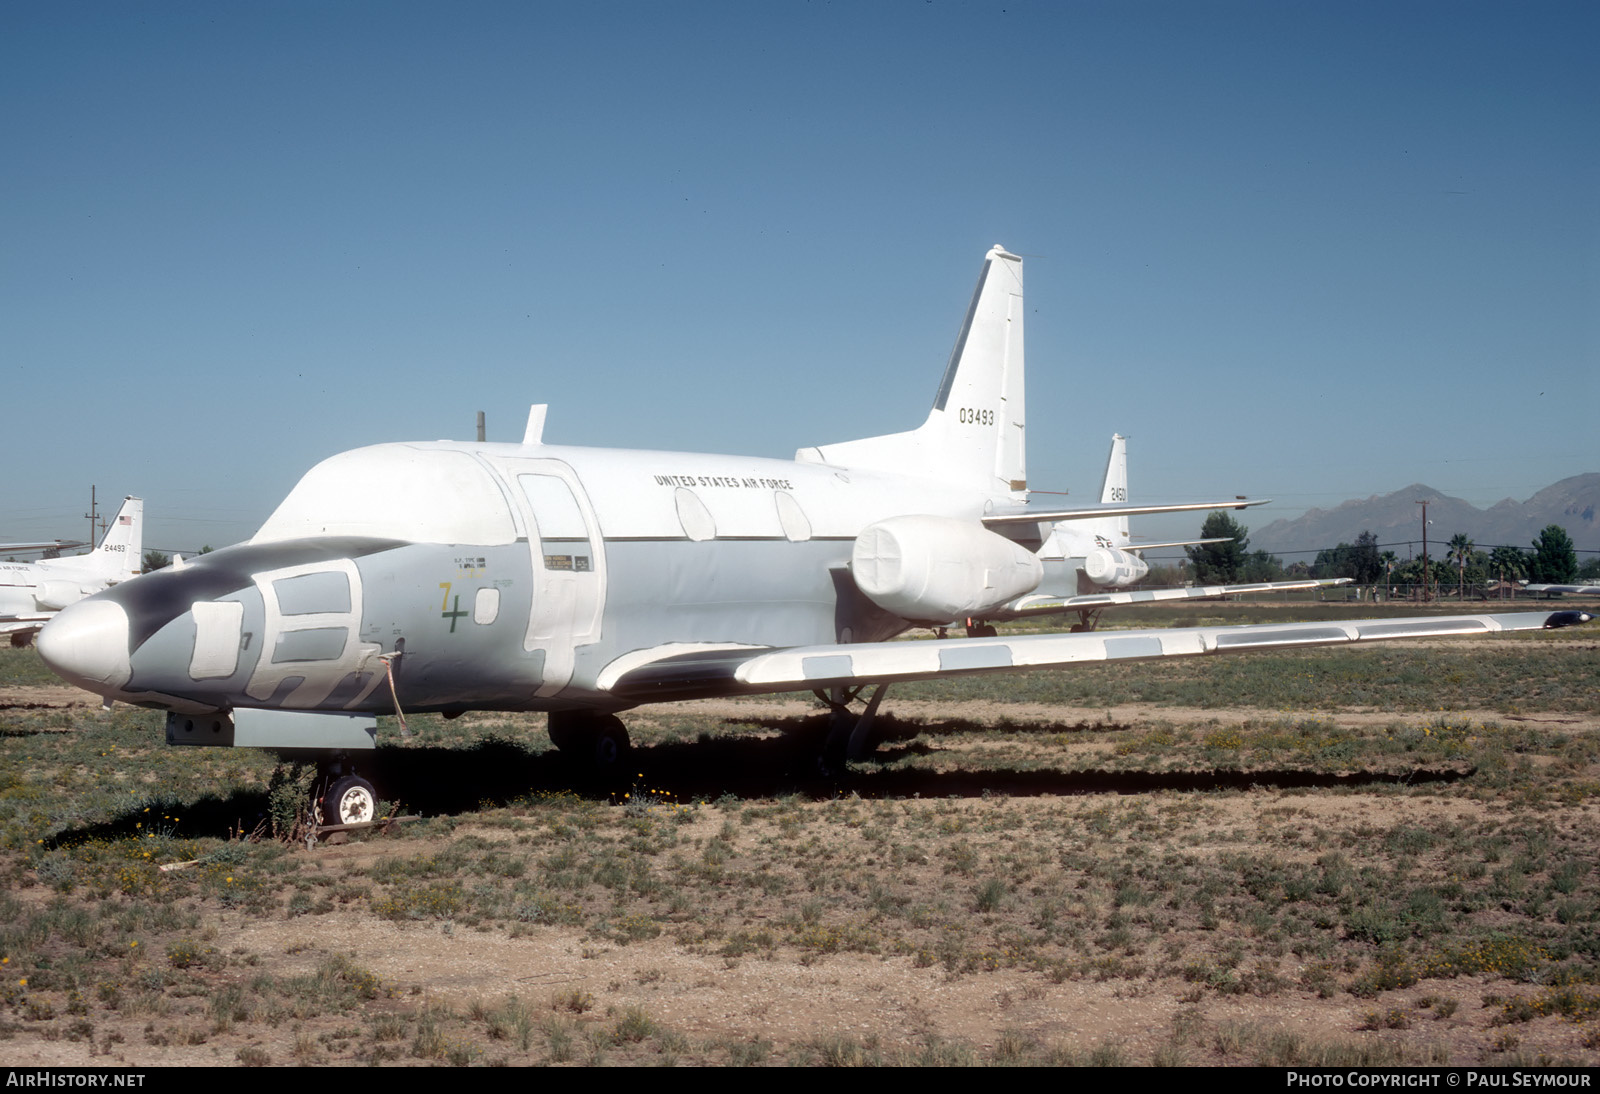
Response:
[1,600,1596,1066]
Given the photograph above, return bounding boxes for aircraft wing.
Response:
[1524,584,1600,596]
[606,609,1592,704]
[0,614,52,636]
[997,578,1352,618]
[982,498,1268,526]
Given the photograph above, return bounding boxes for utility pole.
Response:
[84,486,98,549]
[1417,500,1431,602]
[476,411,486,443]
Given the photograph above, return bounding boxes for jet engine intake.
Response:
[851,515,1042,622]
[35,581,88,611]
[1082,547,1148,587]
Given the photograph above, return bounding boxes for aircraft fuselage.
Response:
[40,440,1006,718]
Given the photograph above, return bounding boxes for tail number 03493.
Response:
[958,407,994,426]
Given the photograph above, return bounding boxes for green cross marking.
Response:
[442,595,468,633]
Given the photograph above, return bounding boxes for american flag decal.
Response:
[118,515,132,525]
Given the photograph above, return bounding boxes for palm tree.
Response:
[1490,545,1526,599]
[1446,533,1474,598]
[1379,550,1398,599]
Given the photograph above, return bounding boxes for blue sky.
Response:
[4,1,1595,554]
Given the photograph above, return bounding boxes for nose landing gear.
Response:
[307,757,382,842]
[320,774,378,826]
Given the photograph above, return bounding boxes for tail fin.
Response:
[86,496,143,582]
[1038,434,1130,561]
[1096,434,1130,546]
[797,245,1026,499]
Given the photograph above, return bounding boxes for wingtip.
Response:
[1544,610,1594,629]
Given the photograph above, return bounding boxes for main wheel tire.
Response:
[322,775,377,826]
[547,711,585,752]
[591,717,631,769]
[815,711,852,776]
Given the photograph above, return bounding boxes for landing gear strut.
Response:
[548,711,632,771]
[1070,608,1104,633]
[812,683,891,771]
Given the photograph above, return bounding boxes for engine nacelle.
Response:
[1082,547,1148,587]
[851,515,1043,622]
[35,581,88,611]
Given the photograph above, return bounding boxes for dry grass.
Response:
[1,611,1597,1066]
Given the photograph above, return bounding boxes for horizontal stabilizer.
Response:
[606,608,1591,703]
[1129,537,1232,552]
[0,541,87,553]
[984,498,1268,527]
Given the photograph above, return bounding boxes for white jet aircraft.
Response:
[36,248,1591,824]
[992,431,1337,635]
[1,496,143,647]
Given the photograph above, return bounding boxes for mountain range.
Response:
[1246,474,1600,560]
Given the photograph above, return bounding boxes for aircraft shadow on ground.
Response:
[46,718,1472,845]
[365,717,1472,818]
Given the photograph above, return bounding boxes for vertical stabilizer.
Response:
[798,245,1027,499]
[1038,435,1132,561]
[87,497,143,582]
[1097,434,1130,545]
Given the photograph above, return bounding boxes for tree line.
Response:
[1177,513,1592,591]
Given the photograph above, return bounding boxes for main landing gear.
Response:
[813,683,891,773]
[959,610,1105,636]
[547,711,632,771]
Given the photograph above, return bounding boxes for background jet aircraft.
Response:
[1,496,142,647]
[36,249,1590,824]
[992,432,1346,635]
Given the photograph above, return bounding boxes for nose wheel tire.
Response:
[321,775,377,826]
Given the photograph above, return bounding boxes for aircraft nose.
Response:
[37,599,134,696]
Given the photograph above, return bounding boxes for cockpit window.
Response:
[273,570,351,615]
[253,446,516,545]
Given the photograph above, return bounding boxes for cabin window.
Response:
[774,491,812,542]
[474,587,500,625]
[674,488,716,541]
